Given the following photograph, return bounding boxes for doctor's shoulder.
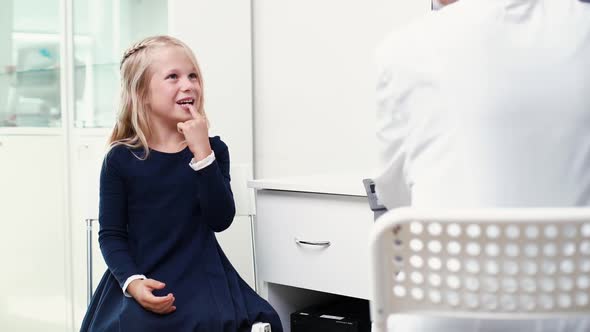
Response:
[376,21,435,77]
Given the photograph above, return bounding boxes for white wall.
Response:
[169,0,253,165]
[253,0,430,179]
[169,0,256,287]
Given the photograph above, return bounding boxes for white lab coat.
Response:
[374,0,590,331]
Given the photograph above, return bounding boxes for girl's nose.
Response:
[180,77,194,91]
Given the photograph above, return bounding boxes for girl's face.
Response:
[147,46,201,127]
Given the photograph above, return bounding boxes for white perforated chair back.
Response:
[369,208,590,332]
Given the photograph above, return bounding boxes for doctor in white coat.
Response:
[374,0,590,331]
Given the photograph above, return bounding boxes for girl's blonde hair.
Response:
[108,35,207,159]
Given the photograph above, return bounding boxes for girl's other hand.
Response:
[127,278,176,314]
[176,104,212,161]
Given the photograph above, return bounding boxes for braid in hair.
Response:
[120,40,152,68]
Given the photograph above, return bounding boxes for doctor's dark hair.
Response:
[108,35,207,159]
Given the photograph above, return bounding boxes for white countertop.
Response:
[248,174,369,197]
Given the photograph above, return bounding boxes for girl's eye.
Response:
[189,73,198,80]
[166,73,178,79]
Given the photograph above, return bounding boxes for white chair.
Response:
[85,217,98,306]
[369,207,590,332]
[229,163,258,290]
[230,164,272,332]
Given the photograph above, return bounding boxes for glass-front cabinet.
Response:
[0,0,167,129]
[73,0,168,128]
[0,1,68,331]
[0,0,62,128]
[0,1,167,331]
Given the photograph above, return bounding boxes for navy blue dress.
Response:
[81,136,282,332]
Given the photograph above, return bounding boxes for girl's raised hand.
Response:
[126,278,176,315]
[176,104,212,161]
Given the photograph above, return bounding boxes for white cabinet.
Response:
[69,130,110,328]
[250,177,374,332]
[255,190,373,299]
[0,135,68,331]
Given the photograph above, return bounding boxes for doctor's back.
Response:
[375,0,590,209]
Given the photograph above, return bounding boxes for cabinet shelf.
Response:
[0,62,119,78]
[0,63,120,128]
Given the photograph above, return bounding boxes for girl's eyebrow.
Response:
[164,67,196,73]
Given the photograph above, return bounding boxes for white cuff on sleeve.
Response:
[122,274,146,298]
[189,151,216,171]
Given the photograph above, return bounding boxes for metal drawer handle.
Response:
[295,238,331,247]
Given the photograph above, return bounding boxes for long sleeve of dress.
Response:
[195,138,236,232]
[81,138,283,332]
[98,150,141,289]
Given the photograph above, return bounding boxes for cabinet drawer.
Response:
[254,190,374,299]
